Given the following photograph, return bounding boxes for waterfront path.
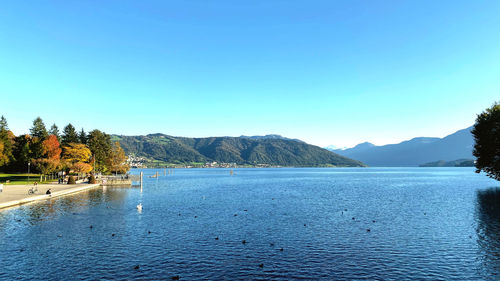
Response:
[0,183,100,210]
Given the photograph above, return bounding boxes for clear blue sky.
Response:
[1,1,499,147]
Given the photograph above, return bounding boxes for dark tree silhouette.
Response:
[79,128,87,144]
[87,129,112,172]
[30,117,48,159]
[62,123,79,144]
[472,102,500,180]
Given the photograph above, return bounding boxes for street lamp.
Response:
[28,162,31,184]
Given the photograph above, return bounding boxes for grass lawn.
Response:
[0,173,56,185]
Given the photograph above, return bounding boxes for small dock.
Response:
[98,175,141,186]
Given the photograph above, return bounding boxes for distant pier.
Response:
[99,175,141,186]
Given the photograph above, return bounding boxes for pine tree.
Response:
[30,117,48,139]
[87,129,112,173]
[0,116,8,133]
[49,123,60,142]
[12,134,32,171]
[29,117,49,159]
[79,129,87,144]
[62,123,79,144]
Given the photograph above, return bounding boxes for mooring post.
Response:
[140,171,143,191]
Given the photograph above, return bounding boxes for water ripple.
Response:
[0,167,498,280]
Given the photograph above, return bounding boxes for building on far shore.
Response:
[127,155,147,168]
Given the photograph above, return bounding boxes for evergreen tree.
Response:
[29,117,48,159]
[62,123,79,144]
[49,123,60,142]
[87,129,112,173]
[30,117,48,139]
[12,134,32,171]
[79,129,87,144]
[0,116,7,133]
[472,102,500,181]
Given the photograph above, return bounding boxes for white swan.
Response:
[137,203,143,211]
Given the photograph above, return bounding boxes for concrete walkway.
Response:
[0,183,100,210]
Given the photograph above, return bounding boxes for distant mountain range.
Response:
[112,134,365,167]
[327,127,474,167]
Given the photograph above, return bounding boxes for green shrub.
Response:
[67,175,76,184]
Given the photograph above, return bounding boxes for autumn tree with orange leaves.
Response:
[33,134,63,181]
[42,135,62,160]
[72,162,93,174]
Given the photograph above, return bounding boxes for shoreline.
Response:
[134,165,366,169]
[0,183,101,211]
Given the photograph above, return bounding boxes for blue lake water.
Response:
[0,167,499,280]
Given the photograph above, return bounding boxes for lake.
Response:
[0,167,499,280]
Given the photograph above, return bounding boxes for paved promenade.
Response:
[0,183,100,210]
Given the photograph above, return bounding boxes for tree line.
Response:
[0,116,129,179]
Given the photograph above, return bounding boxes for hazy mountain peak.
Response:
[325,142,374,152]
[353,142,376,149]
[333,127,474,167]
[403,137,440,144]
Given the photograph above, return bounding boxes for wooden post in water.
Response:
[140,171,143,192]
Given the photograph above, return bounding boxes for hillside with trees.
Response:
[419,159,475,167]
[112,134,365,167]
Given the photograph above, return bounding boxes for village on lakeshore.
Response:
[127,155,276,169]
